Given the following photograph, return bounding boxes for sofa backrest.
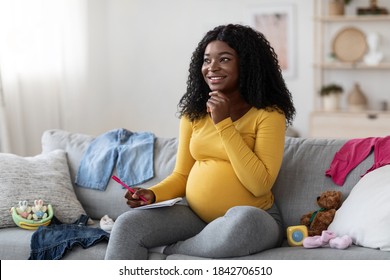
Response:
[273,137,374,229]
[42,130,375,228]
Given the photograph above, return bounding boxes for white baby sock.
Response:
[100,215,115,232]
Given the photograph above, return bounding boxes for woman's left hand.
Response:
[206,91,230,124]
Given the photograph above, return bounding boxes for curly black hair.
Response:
[177,24,296,126]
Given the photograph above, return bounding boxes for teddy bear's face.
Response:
[316,191,342,210]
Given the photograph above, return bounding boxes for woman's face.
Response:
[201,40,239,94]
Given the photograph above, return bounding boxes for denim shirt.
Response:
[29,215,109,260]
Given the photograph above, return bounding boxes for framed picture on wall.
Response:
[247,4,296,78]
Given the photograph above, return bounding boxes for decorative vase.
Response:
[329,0,345,16]
[364,32,384,65]
[347,83,368,112]
[322,93,341,111]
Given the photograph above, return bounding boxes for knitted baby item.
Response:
[329,235,353,249]
[100,215,114,232]
[303,230,336,248]
[303,230,352,250]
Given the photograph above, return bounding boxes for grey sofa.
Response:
[1,129,389,260]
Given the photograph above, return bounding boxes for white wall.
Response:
[62,0,314,139]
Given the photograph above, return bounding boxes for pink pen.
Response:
[111,175,148,202]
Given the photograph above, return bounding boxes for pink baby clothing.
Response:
[326,136,390,186]
[303,230,336,248]
[303,231,352,250]
[364,136,390,174]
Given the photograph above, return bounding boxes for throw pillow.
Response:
[328,164,390,251]
[0,149,86,229]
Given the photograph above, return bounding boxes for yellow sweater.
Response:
[150,107,286,223]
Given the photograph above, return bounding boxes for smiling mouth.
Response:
[208,76,225,82]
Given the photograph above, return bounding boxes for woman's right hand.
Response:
[125,188,156,208]
[206,91,231,124]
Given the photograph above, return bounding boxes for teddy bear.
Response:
[300,190,342,236]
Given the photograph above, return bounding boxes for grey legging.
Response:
[104,204,283,260]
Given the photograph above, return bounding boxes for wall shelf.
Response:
[315,15,390,22]
[310,0,390,138]
[314,62,390,69]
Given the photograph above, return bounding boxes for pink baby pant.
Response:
[325,136,390,186]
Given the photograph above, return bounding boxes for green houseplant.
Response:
[320,83,343,96]
[320,83,343,111]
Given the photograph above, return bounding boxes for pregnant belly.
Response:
[186,160,260,223]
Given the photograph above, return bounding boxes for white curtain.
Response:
[0,71,11,153]
[0,0,87,156]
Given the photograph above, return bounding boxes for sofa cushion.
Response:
[328,164,390,251]
[0,150,86,228]
[41,129,178,220]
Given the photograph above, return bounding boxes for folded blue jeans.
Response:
[76,128,155,190]
[29,215,110,260]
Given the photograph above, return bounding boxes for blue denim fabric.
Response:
[75,128,155,190]
[29,215,110,260]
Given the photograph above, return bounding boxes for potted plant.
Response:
[329,0,353,15]
[320,83,343,111]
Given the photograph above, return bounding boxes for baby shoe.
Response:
[303,230,337,248]
[329,235,353,249]
[100,215,115,232]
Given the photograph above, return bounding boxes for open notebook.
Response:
[136,197,182,210]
